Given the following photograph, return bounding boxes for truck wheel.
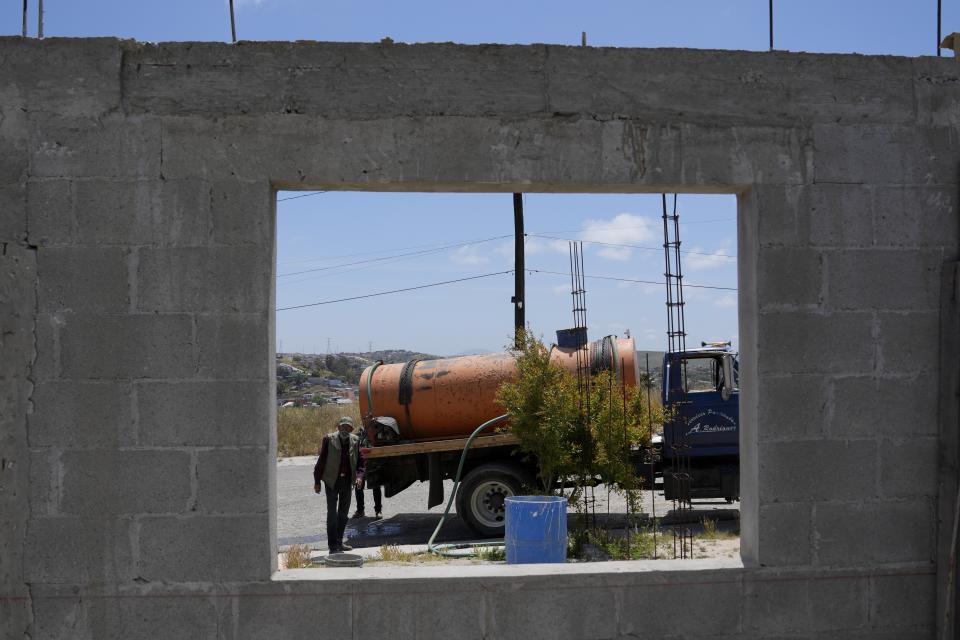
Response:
[456,462,531,537]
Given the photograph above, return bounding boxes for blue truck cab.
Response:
[660,343,740,502]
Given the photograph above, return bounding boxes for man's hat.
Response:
[337,416,354,428]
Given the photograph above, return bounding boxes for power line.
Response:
[276,270,514,311]
[526,268,737,292]
[277,266,736,311]
[277,191,327,202]
[526,233,736,260]
[277,234,512,277]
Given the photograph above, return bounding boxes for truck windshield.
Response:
[682,356,720,393]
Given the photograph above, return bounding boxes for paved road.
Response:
[277,456,739,551]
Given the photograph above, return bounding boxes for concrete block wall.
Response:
[0,37,957,638]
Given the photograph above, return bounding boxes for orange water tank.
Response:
[359,336,638,443]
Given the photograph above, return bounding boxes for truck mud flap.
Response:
[427,452,444,509]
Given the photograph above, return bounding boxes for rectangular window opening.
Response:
[271,190,742,574]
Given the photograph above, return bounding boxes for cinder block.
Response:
[2,38,121,117]
[211,180,274,245]
[0,516,26,589]
[197,314,270,380]
[914,57,960,128]
[28,449,56,516]
[235,582,352,640]
[758,375,828,440]
[758,312,873,375]
[680,124,810,185]
[82,588,224,640]
[759,440,877,503]
[137,381,269,446]
[879,437,938,499]
[0,102,28,185]
[598,121,683,185]
[744,571,868,633]
[825,249,942,311]
[25,179,73,246]
[138,514,270,582]
[618,572,742,636]
[0,182,26,242]
[755,184,804,247]
[29,381,134,447]
[813,124,957,185]
[869,572,935,631]
[874,186,959,248]
[878,311,940,374]
[758,503,812,566]
[0,310,35,379]
[61,449,191,515]
[831,376,938,438]
[25,516,133,583]
[29,114,162,179]
[354,582,488,640]
[24,587,91,640]
[37,246,129,313]
[807,183,873,247]
[0,244,38,379]
[197,448,270,514]
[814,501,933,566]
[757,247,822,308]
[137,246,271,313]
[486,580,619,640]
[31,312,59,381]
[59,313,194,379]
[0,598,31,640]
[73,178,211,247]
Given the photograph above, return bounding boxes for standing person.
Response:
[313,416,365,553]
[352,428,382,519]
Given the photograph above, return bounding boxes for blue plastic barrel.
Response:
[504,496,567,564]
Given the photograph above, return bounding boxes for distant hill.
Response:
[451,348,496,356]
[278,349,440,386]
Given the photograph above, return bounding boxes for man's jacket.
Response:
[313,432,365,488]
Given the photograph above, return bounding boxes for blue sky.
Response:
[7,1,952,354]
[276,192,737,355]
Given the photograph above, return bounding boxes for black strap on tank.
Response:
[398,358,422,406]
[590,336,614,375]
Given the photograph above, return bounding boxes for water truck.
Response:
[359,335,739,536]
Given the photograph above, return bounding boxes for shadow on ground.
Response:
[279,512,479,549]
[279,506,739,550]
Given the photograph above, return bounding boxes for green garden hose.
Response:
[426,413,510,558]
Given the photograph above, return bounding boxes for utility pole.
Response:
[512,193,525,348]
[326,337,331,354]
[368,341,373,353]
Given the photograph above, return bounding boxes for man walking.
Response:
[352,426,382,519]
[313,416,365,553]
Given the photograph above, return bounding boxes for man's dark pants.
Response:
[324,477,352,550]
[355,479,382,514]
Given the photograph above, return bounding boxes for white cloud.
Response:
[580,213,657,261]
[685,247,734,271]
[450,245,490,266]
[550,284,571,296]
[713,294,737,308]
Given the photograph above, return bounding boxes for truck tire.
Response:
[456,462,532,537]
